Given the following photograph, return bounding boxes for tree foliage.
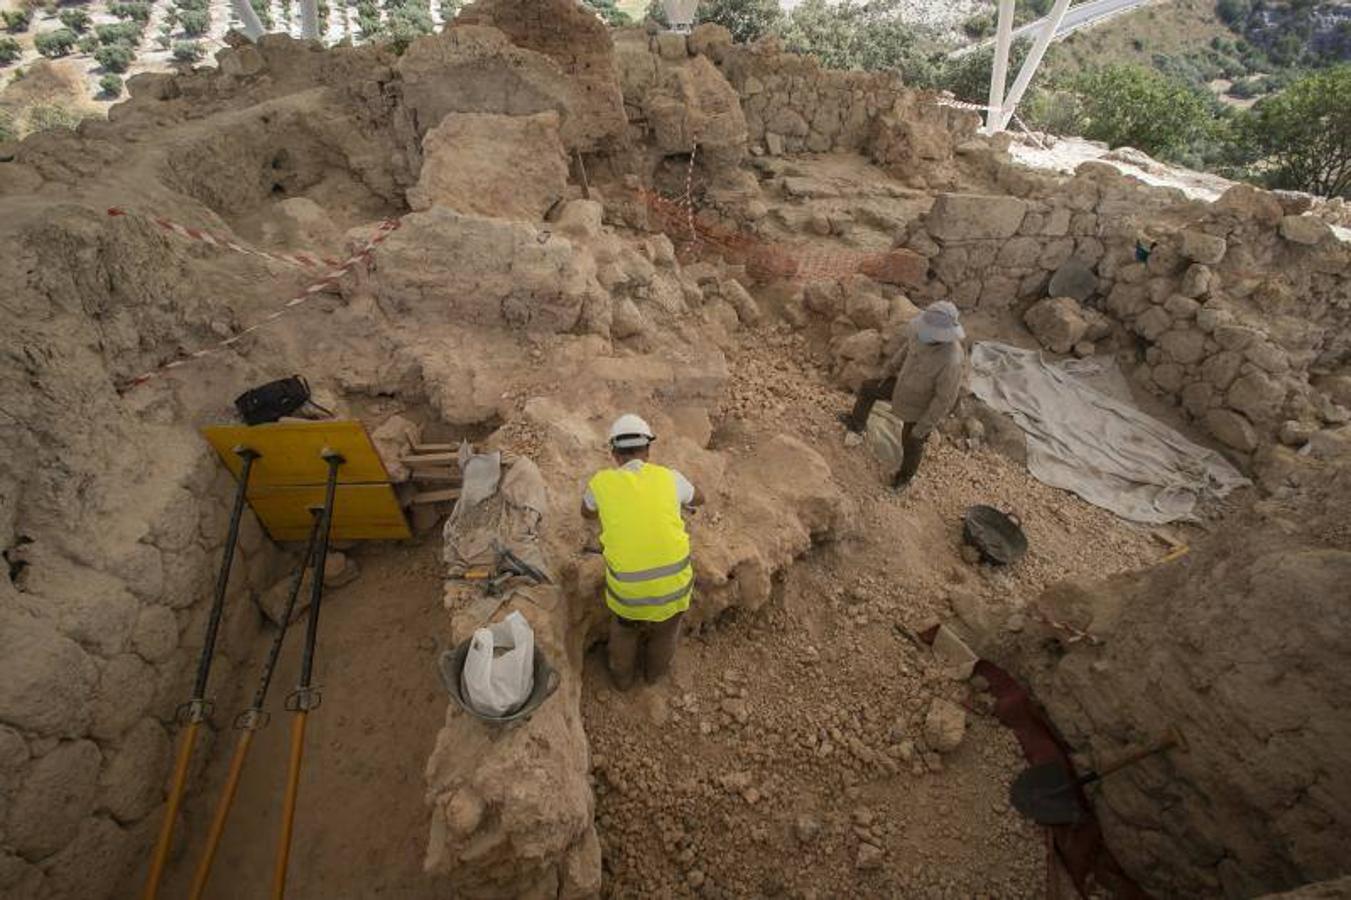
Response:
[778,0,936,81]
[172,39,203,61]
[35,28,77,57]
[58,8,91,32]
[178,9,210,36]
[94,42,135,71]
[695,0,781,43]
[95,21,142,46]
[584,0,630,26]
[2,9,32,32]
[0,35,19,64]
[1234,64,1351,198]
[109,1,152,22]
[99,73,123,96]
[1069,64,1214,160]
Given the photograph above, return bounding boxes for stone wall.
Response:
[896,153,1351,461]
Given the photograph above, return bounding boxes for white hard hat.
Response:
[609,413,655,450]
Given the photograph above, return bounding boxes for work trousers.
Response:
[607,612,684,691]
[845,377,928,486]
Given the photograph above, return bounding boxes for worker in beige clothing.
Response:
[840,301,967,489]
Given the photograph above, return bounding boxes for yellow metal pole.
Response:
[270,711,309,900]
[187,727,256,900]
[143,719,200,900]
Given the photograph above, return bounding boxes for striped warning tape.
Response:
[107,207,344,272]
[112,213,402,391]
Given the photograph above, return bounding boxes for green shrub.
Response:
[179,9,210,35]
[172,39,203,61]
[176,0,211,10]
[1070,64,1214,160]
[696,0,781,43]
[357,11,381,37]
[962,13,993,38]
[35,27,77,57]
[387,3,432,52]
[779,0,938,81]
[109,1,152,22]
[1234,64,1351,197]
[250,0,274,28]
[0,36,19,64]
[938,37,1032,103]
[2,9,32,32]
[76,32,98,52]
[58,8,90,32]
[27,103,82,133]
[96,21,142,45]
[99,72,123,96]
[583,0,629,26]
[155,33,170,48]
[94,42,135,71]
[1216,0,1249,27]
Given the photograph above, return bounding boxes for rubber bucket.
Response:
[437,639,560,725]
[962,505,1028,565]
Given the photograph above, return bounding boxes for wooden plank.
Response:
[400,452,459,466]
[410,469,461,483]
[411,488,461,505]
[411,443,460,454]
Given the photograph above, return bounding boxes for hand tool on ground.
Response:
[482,540,551,597]
[188,508,323,900]
[143,445,259,900]
[271,449,344,900]
[1010,726,1188,826]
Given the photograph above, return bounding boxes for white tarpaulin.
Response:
[968,342,1250,524]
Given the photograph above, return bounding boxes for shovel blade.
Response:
[1010,762,1086,826]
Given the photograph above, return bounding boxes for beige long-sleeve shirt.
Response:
[880,328,967,436]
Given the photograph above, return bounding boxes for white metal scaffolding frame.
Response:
[983,0,1073,134]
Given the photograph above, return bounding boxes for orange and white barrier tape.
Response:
[107,207,345,272]
[110,211,402,390]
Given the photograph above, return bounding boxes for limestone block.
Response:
[980,274,1021,308]
[1038,237,1076,272]
[408,112,568,221]
[721,279,762,326]
[656,31,688,61]
[1227,371,1288,423]
[1152,363,1185,393]
[997,236,1042,269]
[611,298,651,339]
[1206,408,1259,452]
[1178,264,1213,299]
[1179,230,1227,265]
[688,23,733,60]
[925,194,1027,242]
[1195,303,1234,334]
[1214,324,1262,352]
[1135,307,1173,341]
[1159,329,1206,365]
[1181,382,1214,418]
[1214,183,1284,227]
[6,739,102,858]
[1244,341,1291,374]
[90,654,157,742]
[34,815,136,900]
[844,288,890,331]
[0,606,99,738]
[645,55,748,156]
[1164,294,1201,320]
[1278,215,1333,246]
[130,606,179,664]
[98,718,169,824]
[1024,297,1089,354]
[1202,351,1244,390]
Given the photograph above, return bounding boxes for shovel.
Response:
[1010,726,1187,826]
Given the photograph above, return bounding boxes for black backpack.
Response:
[234,375,331,425]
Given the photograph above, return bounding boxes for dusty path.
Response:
[145,540,449,900]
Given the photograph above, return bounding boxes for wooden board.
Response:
[246,484,412,542]
[411,488,461,505]
[202,420,394,487]
[400,452,459,467]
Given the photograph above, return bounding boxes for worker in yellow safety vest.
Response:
[582,414,702,690]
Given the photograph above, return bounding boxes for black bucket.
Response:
[962,505,1028,565]
[437,640,560,725]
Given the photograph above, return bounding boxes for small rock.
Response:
[844,431,863,448]
[856,842,885,870]
[1278,420,1315,447]
[1005,613,1026,632]
[923,699,967,753]
[794,813,822,843]
[1072,341,1095,358]
[323,551,359,588]
[960,545,983,565]
[687,869,706,889]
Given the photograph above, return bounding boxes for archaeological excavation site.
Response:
[2,1,1350,897]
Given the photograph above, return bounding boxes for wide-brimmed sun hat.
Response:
[916,301,965,344]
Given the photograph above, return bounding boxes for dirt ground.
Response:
[581,325,1163,898]
[142,540,451,900]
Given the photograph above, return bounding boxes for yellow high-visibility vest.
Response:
[588,463,693,622]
